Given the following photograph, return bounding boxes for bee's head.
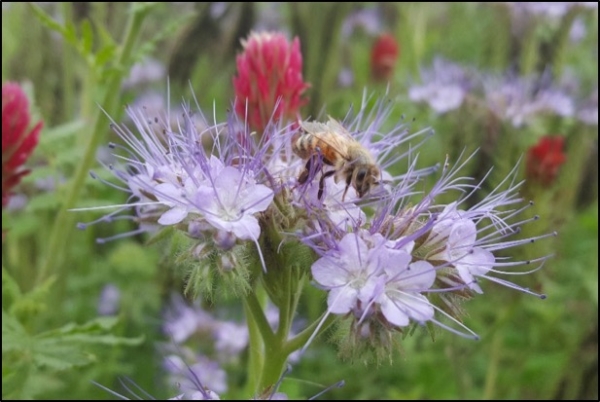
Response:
[354,165,381,198]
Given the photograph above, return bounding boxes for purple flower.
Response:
[408,58,474,114]
[483,73,575,127]
[302,151,551,339]
[312,232,383,316]
[122,58,166,90]
[97,284,121,316]
[507,2,596,19]
[423,202,495,294]
[312,230,436,326]
[578,89,598,126]
[77,104,276,247]
[197,166,274,240]
[163,294,216,344]
[164,353,227,395]
[213,321,249,358]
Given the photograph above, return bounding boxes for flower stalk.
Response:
[37,3,153,286]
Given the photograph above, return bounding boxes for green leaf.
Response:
[26,192,62,213]
[6,275,56,318]
[1,310,29,353]
[62,21,79,49]
[2,365,33,400]
[4,313,143,372]
[95,44,118,67]
[81,20,94,57]
[108,242,159,277]
[28,3,66,36]
[131,2,161,14]
[145,225,176,246]
[38,119,87,146]
[2,268,23,306]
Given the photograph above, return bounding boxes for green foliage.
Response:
[2,310,141,399]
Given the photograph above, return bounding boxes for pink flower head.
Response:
[526,135,566,185]
[2,82,42,207]
[233,31,310,132]
[370,33,399,82]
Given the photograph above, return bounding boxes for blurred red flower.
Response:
[233,31,310,132]
[2,82,42,207]
[526,135,566,185]
[371,33,399,82]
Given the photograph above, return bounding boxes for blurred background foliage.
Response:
[2,2,597,400]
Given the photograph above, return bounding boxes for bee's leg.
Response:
[297,157,316,185]
[318,170,336,200]
[341,173,352,202]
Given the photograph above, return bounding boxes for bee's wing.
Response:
[299,118,351,160]
[326,116,354,139]
[299,120,330,134]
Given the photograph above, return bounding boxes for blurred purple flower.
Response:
[163,294,216,344]
[341,7,383,38]
[507,2,597,19]
[164,353,227,395]
[122,58,166,90]
[483,73,575,127]
[97,284,121,316]
[408,58,474,114]
[578,89,598,126]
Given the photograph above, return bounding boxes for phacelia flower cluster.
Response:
[80,31,552,371]
[300,151,551,349]
[80,88,551,351]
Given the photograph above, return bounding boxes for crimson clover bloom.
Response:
[526,135,567,185]
[233,31,310,132]
[370,33,399,82]
[2,82,42,207]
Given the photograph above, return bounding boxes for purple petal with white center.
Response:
[312,254,347,288]
[380,260,435,326]
[396,260,436,290]
[195,167,273,240]
[448,219,477,251]
[158,206,189,225]
[327,286,359,314]
[455,247,495,293]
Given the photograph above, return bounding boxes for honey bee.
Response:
[292,117,382,201]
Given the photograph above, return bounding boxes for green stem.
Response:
[520,23,538,76]
[36,3,153,286]
[244,291,276,346]
[482,333,502,400]
[243,295,266,396]
[258,338,288,394]
[60,2,75,122]
[549,7,579,78]
[283,312,337,356]
[276,263,292,339]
